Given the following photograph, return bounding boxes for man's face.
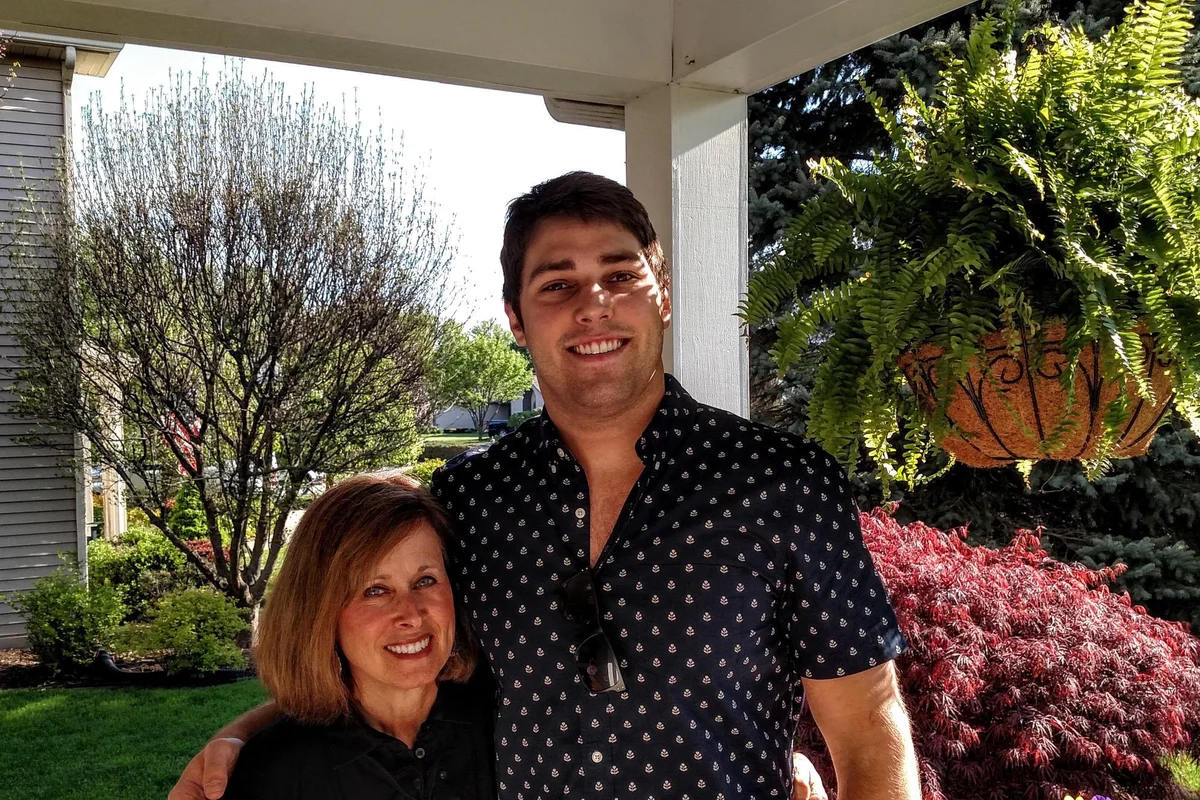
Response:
[506,217,671,415]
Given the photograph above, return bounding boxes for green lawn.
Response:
[0,681,268,800]
[423,432,484,445]
[1167,752,1200,795]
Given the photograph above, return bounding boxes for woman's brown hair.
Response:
[255,472,477,724]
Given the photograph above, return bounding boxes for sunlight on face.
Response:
[336,524,456,704]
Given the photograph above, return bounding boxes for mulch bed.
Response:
[0,648,255,690]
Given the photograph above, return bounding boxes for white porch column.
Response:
[624,86,749,418]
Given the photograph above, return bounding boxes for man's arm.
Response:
[802,662,920,800]
[168,701,281,800]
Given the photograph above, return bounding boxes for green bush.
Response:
[168,481,207,541]
[3,556,126,674]
[144,589,248,675]
[508,409,541,430]
[408,458,446,487]
[88,525,198,620]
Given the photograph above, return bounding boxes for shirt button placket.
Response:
[579,692,613,798]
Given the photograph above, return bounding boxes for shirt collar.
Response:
[318,682,480,768]
[534,373,697,469]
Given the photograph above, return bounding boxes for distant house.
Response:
[0,33,122,647]
[434,382,544,432]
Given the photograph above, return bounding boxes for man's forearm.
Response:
[213,700,280,742]
[830,699,920,800]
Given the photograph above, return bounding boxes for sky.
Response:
[72,45,627,329]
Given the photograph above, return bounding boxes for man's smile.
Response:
[568,338,629,356]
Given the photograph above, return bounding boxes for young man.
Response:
[171,172,919,800]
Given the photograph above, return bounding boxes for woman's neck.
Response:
[354,681,439,747]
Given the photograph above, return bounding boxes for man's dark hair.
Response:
[500,171,668,321]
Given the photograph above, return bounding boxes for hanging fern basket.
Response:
[898,326,1175,467]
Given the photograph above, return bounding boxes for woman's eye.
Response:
[363,585,387,598]
[415,575,437,589]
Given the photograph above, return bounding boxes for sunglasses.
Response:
[560,570,626,694]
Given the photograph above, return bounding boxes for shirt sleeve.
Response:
[781,445,907,680]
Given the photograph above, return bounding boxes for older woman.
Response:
[222,473,493,800]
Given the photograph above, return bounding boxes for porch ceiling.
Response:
[4,0,969,103]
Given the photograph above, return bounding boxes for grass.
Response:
[1168,752,1200,795]
[0,681,269,800]
[422,432,484,445]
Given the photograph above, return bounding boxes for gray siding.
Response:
[0,56,81,649]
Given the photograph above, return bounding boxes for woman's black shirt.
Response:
[223,682,494,800]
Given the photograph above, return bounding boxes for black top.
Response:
[431,375,907,800]
[223,681,494,800]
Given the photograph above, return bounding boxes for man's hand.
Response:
[792,752,829,800]
[168,737,244,800]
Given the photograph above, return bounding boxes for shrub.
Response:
[88,525,198,620]
[168,480,208,541]
[407,458,445,487]
[508,409,541,430]
[143,589,248,675]
[3,556,126,674]
[183,538,230,565]
[795,508,1200,800]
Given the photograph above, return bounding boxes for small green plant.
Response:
[742,0,1200,485]
[1165,752,1200,793]
[407,458,446,487]
[508,409,541,430]
[143,589,248,675]
[3,556,125,674]
[167,480,207,541]
[88,525,198,620]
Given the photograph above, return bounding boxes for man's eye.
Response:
[610,272,637,283]
[415,575,437,589]
[542,281,568,292]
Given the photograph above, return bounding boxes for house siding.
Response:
[0,55,83,649]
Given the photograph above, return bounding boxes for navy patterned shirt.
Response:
[431,375,906,800]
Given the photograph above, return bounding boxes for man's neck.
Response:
[545,370,666,475]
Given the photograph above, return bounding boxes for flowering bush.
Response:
[796,508,1200,800]
[183,538,230,565]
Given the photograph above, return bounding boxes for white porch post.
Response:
[624,86,749,418]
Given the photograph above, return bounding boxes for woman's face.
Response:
[337,523,457,700]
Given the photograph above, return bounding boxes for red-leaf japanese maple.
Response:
[795,508,1200,800]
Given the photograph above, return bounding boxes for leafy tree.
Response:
[8,68,455,626]
[433,321,533,439]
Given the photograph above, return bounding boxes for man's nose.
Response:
[575,283,612,324]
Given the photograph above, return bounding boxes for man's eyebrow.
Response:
[527,259,575,284]
[600,249,644,266]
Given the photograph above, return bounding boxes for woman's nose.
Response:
[389,592,421,625]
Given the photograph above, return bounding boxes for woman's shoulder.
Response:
[224,717,342,799]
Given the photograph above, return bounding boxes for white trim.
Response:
[626,86,749,417]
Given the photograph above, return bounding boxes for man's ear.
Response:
[660,287,672,330]
[504,302,527,347]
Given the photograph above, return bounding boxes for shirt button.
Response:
[591,750,604,764]
[415,747,426,759]
[575,508,586,519]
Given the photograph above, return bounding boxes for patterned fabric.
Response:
[431,375,906,800]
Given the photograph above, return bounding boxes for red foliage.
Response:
[796,507,1200,800]
[183,539,228,564]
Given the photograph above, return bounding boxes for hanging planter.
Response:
[898,325,1175,467]
[740,0,1200,486]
